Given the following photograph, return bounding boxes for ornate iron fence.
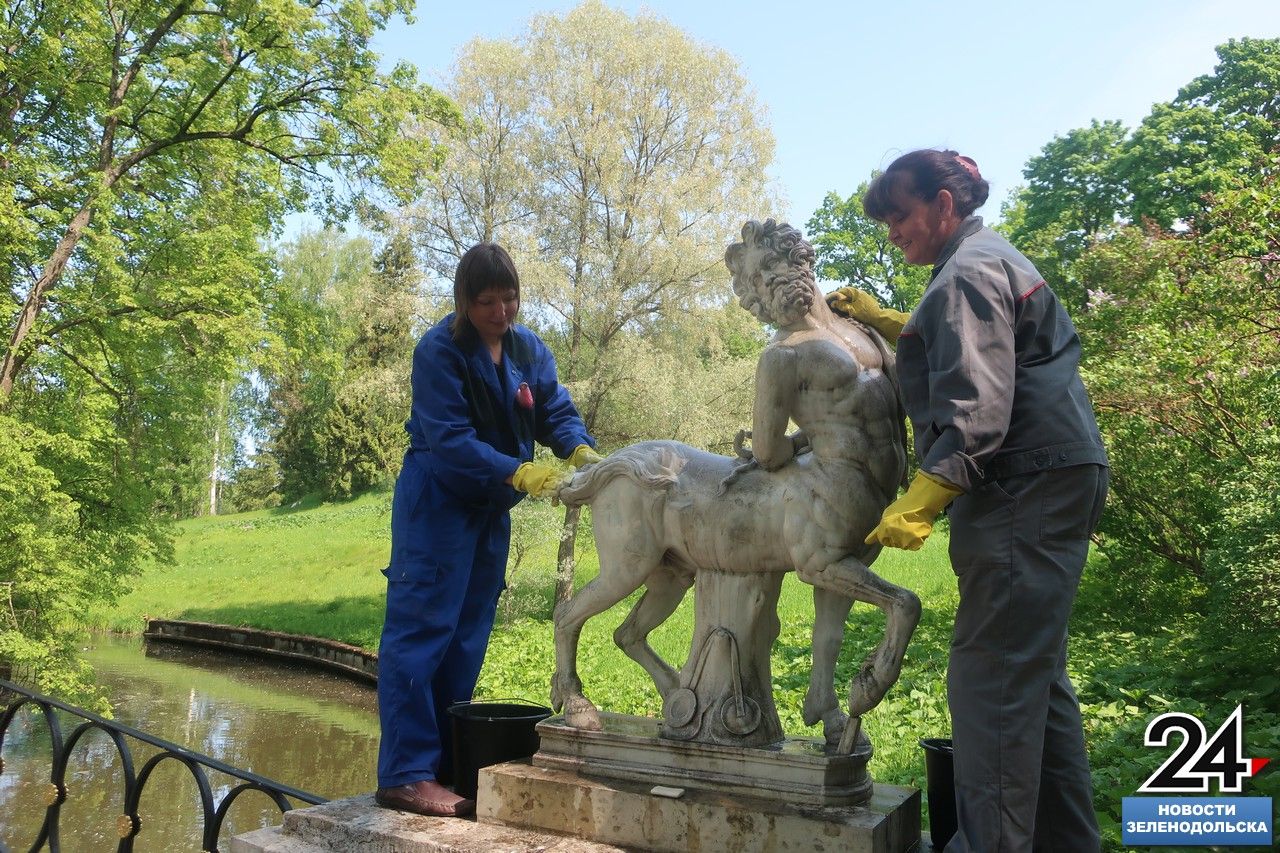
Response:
[0,677,326,852]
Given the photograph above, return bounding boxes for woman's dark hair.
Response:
[862,149,990,222]
[450,242,520,341]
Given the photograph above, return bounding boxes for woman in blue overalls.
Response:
[829,150,1108,851]
[375,242,599,817]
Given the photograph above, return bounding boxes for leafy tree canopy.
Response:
[1012,37,1280,248]
[1122,37,1280,228]
[1006,38,1280,653]
[806,185,930,312]
[408,0,777,602]
[261,229,421,502]
[1,0,459,396]
[0,0,457,699]
[410,0,776,441]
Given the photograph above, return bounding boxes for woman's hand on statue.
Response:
[512,461,565,499]
[864,472,963,551]
[569,444,604,468]
[825,287,910,341]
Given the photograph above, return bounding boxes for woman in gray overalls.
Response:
[829,149,1108,852]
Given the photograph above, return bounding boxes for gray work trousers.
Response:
[943,463,1107,853]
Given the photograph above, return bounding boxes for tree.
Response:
[1004,121,1129,310]
[412,37,534,273]
[588,302,765,452]
[805,184,930,311]
[1119,38,1280,229]
[316,232,420,499]
[1014,121,1129,244]
[1011,39,1280,271]
[257,228,422,503]
[1,0,457,397]
[1073,167,1279,650]
[260,229,371,500]
[0,414,114,707]
[0,0,457,698]
[409,0,776,603]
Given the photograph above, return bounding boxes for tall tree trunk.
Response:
[208,380,228,516]
[3,2,194,401]
[553,190,594,605]
[0,205,95,398]
[209,424,221,516]
[554,505,581,606]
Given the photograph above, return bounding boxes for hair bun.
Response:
[956,155,981,181]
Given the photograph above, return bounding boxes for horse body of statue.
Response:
[551,219,919,751]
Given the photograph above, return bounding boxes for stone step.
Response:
[230,794,629,853]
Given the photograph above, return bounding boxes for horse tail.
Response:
[557,445,684,507]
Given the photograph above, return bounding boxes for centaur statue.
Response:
[550,219,919,752]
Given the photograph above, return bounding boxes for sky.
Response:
[368,0,1280,228]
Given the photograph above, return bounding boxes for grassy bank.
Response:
[92,492,396,648]
[93,494,1279,850]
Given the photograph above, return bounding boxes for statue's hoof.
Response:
[834,716,871,755]
[564,695,603,731]
[802,692,837,729]
[847,668,885,719]
[815,703,849,746]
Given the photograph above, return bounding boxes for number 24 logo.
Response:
[1139,705,1268,794]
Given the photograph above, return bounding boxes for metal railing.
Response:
[0,677,327,852]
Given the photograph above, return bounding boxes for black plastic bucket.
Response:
[449,699,551,798]
[921,737,957,850]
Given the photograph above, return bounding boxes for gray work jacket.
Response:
[897,216,1107,492]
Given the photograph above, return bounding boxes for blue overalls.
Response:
[376,315,592,789]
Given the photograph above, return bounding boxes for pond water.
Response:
[0,634,380,852]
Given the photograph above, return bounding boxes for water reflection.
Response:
[0,634,379,852]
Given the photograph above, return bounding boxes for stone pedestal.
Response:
[481,761,920,853]
[536,711,872,807]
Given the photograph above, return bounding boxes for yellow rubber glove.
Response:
[826,287,910,341]
[864,472,963,551]
[569,444,604,468]
[511,461,564,499]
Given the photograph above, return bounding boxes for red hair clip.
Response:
[956,155,981,181]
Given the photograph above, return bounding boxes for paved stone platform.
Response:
[230,793,628,852]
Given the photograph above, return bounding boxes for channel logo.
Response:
[1123,705,1273,846]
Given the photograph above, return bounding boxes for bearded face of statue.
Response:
[727,221,817,328]
[761,268,815,327]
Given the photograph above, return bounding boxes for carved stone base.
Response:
[481,760,921,853]
[535,710,873,807]
[662,570,785,747]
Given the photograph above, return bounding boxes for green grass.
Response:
[91,491,395,648]
[93,495,1279,850]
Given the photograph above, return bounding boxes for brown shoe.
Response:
[375,779,476,817]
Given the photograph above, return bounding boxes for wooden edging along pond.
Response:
[143,619,378,685]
